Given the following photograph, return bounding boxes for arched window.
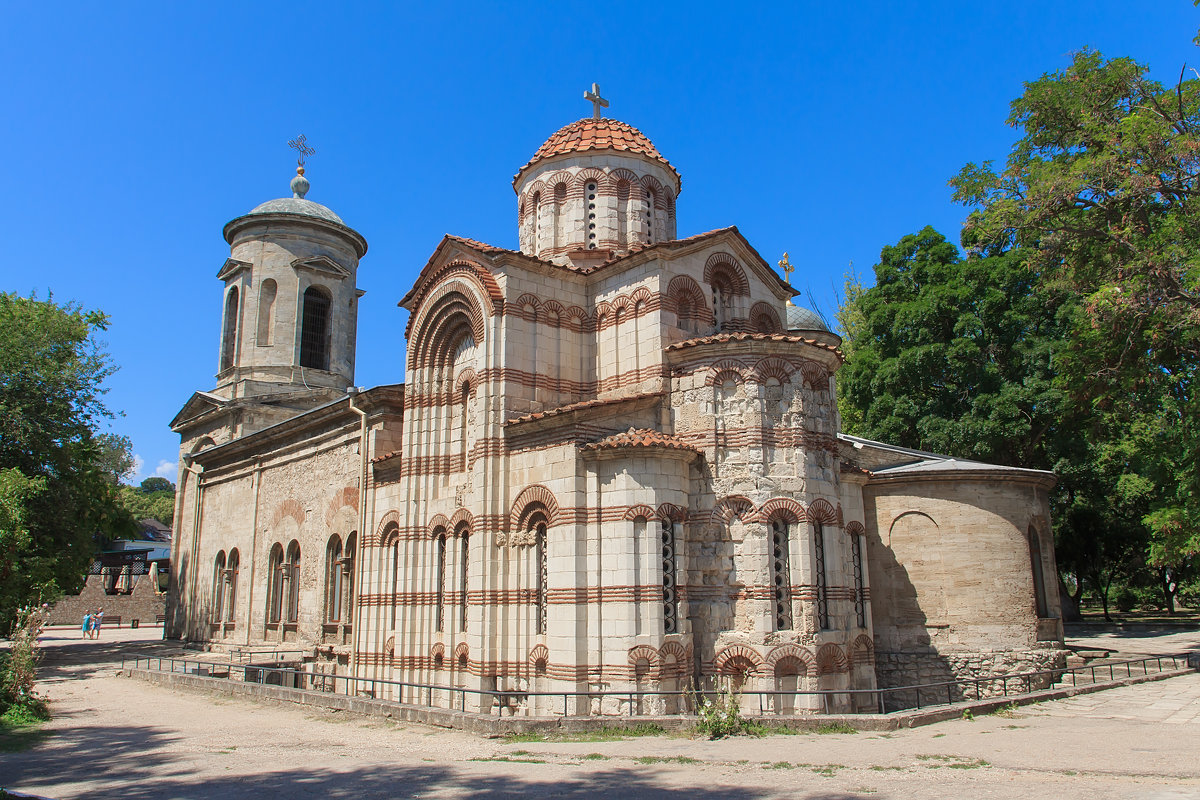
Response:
[434,530,447,632]
[284,540,301,624]
[553,182,567,250]
[770,518,792,631]
[645,189,656,244]
[531,191,541,252]
[325,535,344,623]
[528,512,549,635]
[389,537,400,632]
[220,287,239,371]
[257,279,277,346]
[343,533,356,626]
[300,286,331,370]
[813,523,829,629]
[1029,527,1050,618]
[662,517,679,634]
[850,531,866,628]
[585,181,598,249]
[266,543,284,625]
[212,551,226,623]
[711,276,733,331]
[225,549,239,624]
[457,524,470,632]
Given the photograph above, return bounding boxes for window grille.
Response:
[771,519,792,630]
[662,518,678,634]
[813,523,829,629]
[851,532,866,628]
[435,533,447,632]
[535,523,548,635]
[299,287,331,370]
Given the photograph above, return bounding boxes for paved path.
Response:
[1,627,1199,799]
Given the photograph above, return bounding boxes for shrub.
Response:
[693,683,763,739]
[1,604,51,724]
[1114,587,1137,613]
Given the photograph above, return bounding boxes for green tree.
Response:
[951,47,1200,611]
[118,479,176,528]
[0,293,135,628]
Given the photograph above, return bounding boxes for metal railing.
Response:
[121,652,1195,718]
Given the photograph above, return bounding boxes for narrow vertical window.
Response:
[225,549,239,624]
[458,528,470,632]
[343,534,356,627]
[285,540,301,624]
[535,521,548,635]
[813,523,829,629]
[220,287,239,371]
[460,384,470,461]
[435,531,447,632]
[1029,527,1049,618]
[586,182,598,249]
[531,191,541,253]
[325,536,343,623]
[256,279,277,346]
[212,551,226,623]
[851,532,866,628]
[770,519,792,631]
[645,189,656,243]
[300,286,331,370]
[662,518,678,634]
[389,539,399,631]
[267,543,284,624]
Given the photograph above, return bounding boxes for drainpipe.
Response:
[244,459,262,646]
[347,388,370,682]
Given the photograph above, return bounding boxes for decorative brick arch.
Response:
[704,359,750,387]
[572,167,606,191]
[765,644,818,677]
[807,498,840,526]
[272,499,305,528]
[629,286,654,307]
[799,361,829,390]
[751,356,794,385]
[665,275,712,324]
[624,504,657,522]
[539,299,565,324]
[712,495,755,525]
[454,368,478,397]
[427,514,451,537]
[453,641,470,668]
[514,293,541,318]
[510,485,560,532]
[324,487,359,526]
[715,645,763,676]
[405,261,501,340]
[409,278,489,371]
[430,642,446,660]
[449,508,474,533]
[848,635,874,670]
[845,521,866,538]
[628,644,661,678]
[756,497,806,525]
[528,643,550,672]
[657,503,688,523]
[659,641,688,677]
[384,635,395,659]
[563,305,591,332]
[609,167,640,191]
[749,302,783,334]
[376,511,401,546]
[703,252,749,296]
[815,643,849,675]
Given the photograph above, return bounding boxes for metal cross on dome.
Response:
[584,83,609,119]
[288,134,315,168]
[778,252,794,283]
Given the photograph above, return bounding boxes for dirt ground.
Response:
[1,626,1199,800]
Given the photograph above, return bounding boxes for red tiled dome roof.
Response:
[514,118,680,187]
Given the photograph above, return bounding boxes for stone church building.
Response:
[167,96,1065,714]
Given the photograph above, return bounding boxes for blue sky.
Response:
[1,1,1196,485]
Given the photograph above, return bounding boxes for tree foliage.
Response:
[118,478,176,528]
[950,47,1200,609]
[0,293,135,628]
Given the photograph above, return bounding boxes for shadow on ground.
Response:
[1,720,870,800]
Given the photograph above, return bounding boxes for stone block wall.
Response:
[49,573,165,628]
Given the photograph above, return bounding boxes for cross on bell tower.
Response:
[584,83,609,119]
[778,252,794,284]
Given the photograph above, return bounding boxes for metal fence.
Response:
[122,652,1195,718]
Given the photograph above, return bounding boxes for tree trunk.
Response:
[1058,574,1082,622]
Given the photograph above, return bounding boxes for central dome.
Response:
[514,118,680,188]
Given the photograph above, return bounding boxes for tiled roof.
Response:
[665,331,843,356]
[505,392,664,426]
[514,118,680,187]
[581,428,701,454]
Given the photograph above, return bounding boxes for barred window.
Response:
[770,519,793,630]
[534,518,548,635]
[662,518,679,634]
[299,286,331,370]
[851,532,866,628]
[435,531,447,632]
[813,523,829,629]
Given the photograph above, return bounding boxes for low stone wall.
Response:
[48,574,165,628]
[875,647,1068,712]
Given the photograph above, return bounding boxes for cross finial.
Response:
[778,252,794,283]
[288,134,315,174]
[584,82,609,119]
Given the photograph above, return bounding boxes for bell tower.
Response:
[212,138,368,403]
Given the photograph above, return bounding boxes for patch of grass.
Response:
[916,754,989,770]
[634,755,701,765]
[763,761,794,770]
[814,722,857,735]
[810,765,844,777]
[0,719,50,754]
[988,702,1020,718]
[469,755,548,764]
[581,753,609,761]
[1002,724,1027,730]
[505,723,668,743]
[931,733,946,738]
[961,709,974,721]
[509,749,532,756]
[869,765,905,772]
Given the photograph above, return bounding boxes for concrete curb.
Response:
[123,665,1196,736]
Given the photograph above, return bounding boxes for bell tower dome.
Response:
[513,85,681,267]
[213,154,368,402]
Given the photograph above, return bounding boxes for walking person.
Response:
[91,607,104,639]
[82,609,92,639]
